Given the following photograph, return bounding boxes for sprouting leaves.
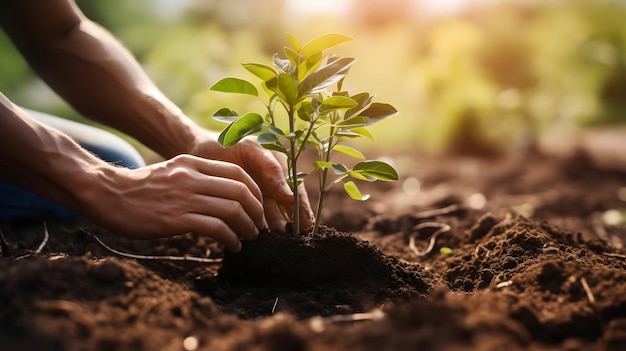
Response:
[209,32,399,235]
[210,78,258,96]
[217,113,263,147]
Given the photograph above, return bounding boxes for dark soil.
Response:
[2,148,626,351]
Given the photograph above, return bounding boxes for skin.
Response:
[0,0,314,252]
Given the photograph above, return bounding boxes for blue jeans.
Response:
[0,108,145,221]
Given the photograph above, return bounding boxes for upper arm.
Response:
[0,0,85,51]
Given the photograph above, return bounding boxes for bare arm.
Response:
[0,95,265,251]
[0,0,199,159]
[0,0,314,235]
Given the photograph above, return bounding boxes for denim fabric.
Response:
[0,108,145,221]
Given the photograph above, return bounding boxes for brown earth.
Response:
[1,147,626,351]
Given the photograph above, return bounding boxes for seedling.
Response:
[210,33,399,235]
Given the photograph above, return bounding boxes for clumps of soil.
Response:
[203,225,433,319]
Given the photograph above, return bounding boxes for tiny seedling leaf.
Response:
[212,107,240,123]
[287,172,308,188]
[351,127,376,141]
[242,63,276,81]
[210,78,258,96]
[277,73,298,105]
[257,132,279,144]
[260,142,289,155]
[343,181,370,201]
[333,145,365,159]
[352,160,398,181]
[331,163,349,175]
[320,96,358,113]
[313,161,333,169]
[301,33,353,57]
[358,103,399,125]
[273,53,295,74]
[268,125,285,136]
[286,32,302,52]
[299,57,356,98]
[218,113,263,147]
[285,46,299,65]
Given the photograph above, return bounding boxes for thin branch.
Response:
[309,309,385,333]
[580,277,596,304]
[88,232,223,264]
[414,204,463,220]
[603,252,626,259]
[35,222,50,254]
[271,297,279,314]
[408,222,451,257]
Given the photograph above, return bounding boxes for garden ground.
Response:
[1,132,626,351]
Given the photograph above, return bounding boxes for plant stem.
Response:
[313,168,327,235]
[313,131,335,235]
[288,106,300,235]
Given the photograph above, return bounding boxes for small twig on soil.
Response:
[408,222,452,257]
[35,222,49,254]
[474,244,490,258]
[271,297,279,314]
[603,252,626,259]
[414,204,463,220]
[15,222,50,260]
[495,280,513,289]
[580,277,596,304]
[89,232,223,264]
[309,309,385,333]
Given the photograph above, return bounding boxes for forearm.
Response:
[0,93,117,213]
[0,2,203,159]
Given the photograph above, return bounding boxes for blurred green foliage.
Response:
[1,0,625,154]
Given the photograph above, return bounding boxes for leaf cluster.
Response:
[210,33,399,234]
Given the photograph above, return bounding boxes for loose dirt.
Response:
[1,148,626,351]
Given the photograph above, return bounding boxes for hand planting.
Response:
[210,33,398,235]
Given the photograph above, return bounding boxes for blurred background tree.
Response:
[1,0,625,156]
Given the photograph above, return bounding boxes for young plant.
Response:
[210,33,399,235]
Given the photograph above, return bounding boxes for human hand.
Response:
[189,134,315,232]
[84,155,265,252]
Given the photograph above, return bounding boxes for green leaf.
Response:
[351,127,375,141]
[320,96,358,113]
[331,163,349,175]
[273,53,294,74]
[268,125,285,136]
[286,32,302,52]
[285,47,299,65]
[257,132,278,144]
[301,33,353,57]
[333,145,365,159]
[287,172,308,188]
[352,160,398,181]
[313,161,333,169]
[299,57,356,98]
[218,113,264,147]
[261,142,288,155]
[212,108,239,123]
[343,181,370,201]
[210,78,258,96]
[297,101,315,122]
[337,116,370,128]
[347,171,376,182]
[277,73,298,105]
[345,93,374,119]
[242,63,276,81]
[298,52,324,81]
[358,103,399,125]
